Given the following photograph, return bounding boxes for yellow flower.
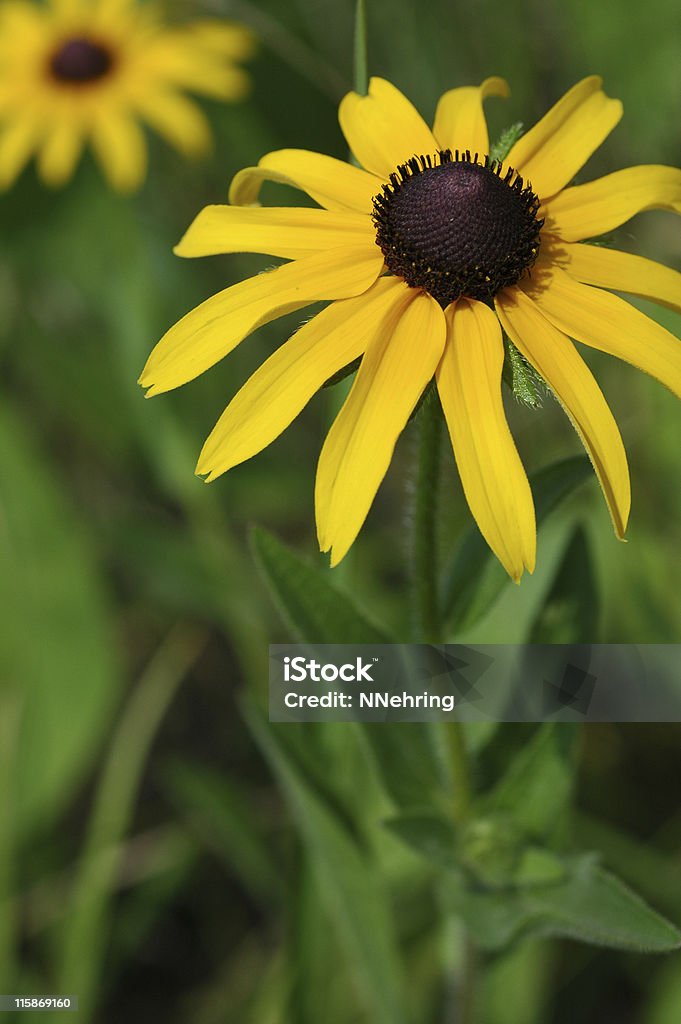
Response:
[0,0,254,191]
[140,76,681,580]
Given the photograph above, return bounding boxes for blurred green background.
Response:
[1,0,681,1021]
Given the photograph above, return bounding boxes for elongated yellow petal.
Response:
[433,77,509,157]
[197,277,407,480]
[0,110,41,189]
[339,77,438,179]
[507,76,622,200]
[437,300,535,581]
[496,288,630,538]
[134,88,211,156]
[183,21,256,60]
[545,240,681,315]
[140,245,385,396]
[316,288,446,566]
[542,165,681,241]
[174,205,374,260]
[524,266,681,399]
[38,114,84,187]
[90,107,147,192]
[229,149,380,213]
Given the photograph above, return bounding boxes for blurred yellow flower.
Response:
[0,0,254,191]
[141,76,681,579]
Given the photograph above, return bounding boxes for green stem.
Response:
[58,625,206,1020]
[353,0,369,95]
[0,690,20,993]
[410,391,443,642]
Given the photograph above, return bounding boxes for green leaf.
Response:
[383,811,458,868]
[0,399,122,838]
[446,856,681,953]
[359,721,451,813]
[252,528,452,814]
[251,526,390,643]
[483,724,579,844]
[444,455,593,631]
[528,525,599,642]
[490,121,525,163]
[502,337,547,408]
[162,760,281,906]
[244,700,408,1024]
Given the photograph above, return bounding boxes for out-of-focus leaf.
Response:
[245,700,408,1024]
[162,760,281,906]
[575,811,681,920]
[252,528,451,813]
[251,526,390,643]
[446,855,681,953]
[528,525,599,642]
[444,456,593,631]
[481,938,552,1024]
[482,724,579,844]
[646,956,681,1024]
[0,399,121,838]
[383,811,458,868]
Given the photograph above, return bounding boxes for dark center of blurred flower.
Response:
[49,37,114,84]
[373,150,543,307]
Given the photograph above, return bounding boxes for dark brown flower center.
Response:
[49,37,114,84]
[372,150,543,307]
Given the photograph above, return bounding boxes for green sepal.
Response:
[502,335,548,408]
[490,122,525,163]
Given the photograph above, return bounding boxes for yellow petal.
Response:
[37,115,84,187]
[0,110,41,189]
[316,288,446,566]
[542,165,681,241]
[174,205,373,260]
[545,239,681,316]
[496,288,630,538]
[433,77,509,157]
[197,277,406,480]
[437,300,535,582]
[90,108,147,192]
[229,149,380,214]
[134,89,211,157]
[140,245,385,396]
[506,76,622,200]
[524,266,681,399]
[184,20,256,60]
[339,77,438,179]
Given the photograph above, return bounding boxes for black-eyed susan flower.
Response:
[0,0,254,191]
[140,76,681,580]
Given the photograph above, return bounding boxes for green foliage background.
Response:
[1,0,680,1021]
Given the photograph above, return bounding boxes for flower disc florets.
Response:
[49,37,114,84]
[373,150,543,307]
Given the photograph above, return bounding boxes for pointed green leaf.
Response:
[528,525,599,642]
[444,456,593,631]
[483,724,578,843]
[447,855,681,953]
[251,527,390,643]
[244,700,408,1024]
[0,399,121,839]
[252,528,451,813]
